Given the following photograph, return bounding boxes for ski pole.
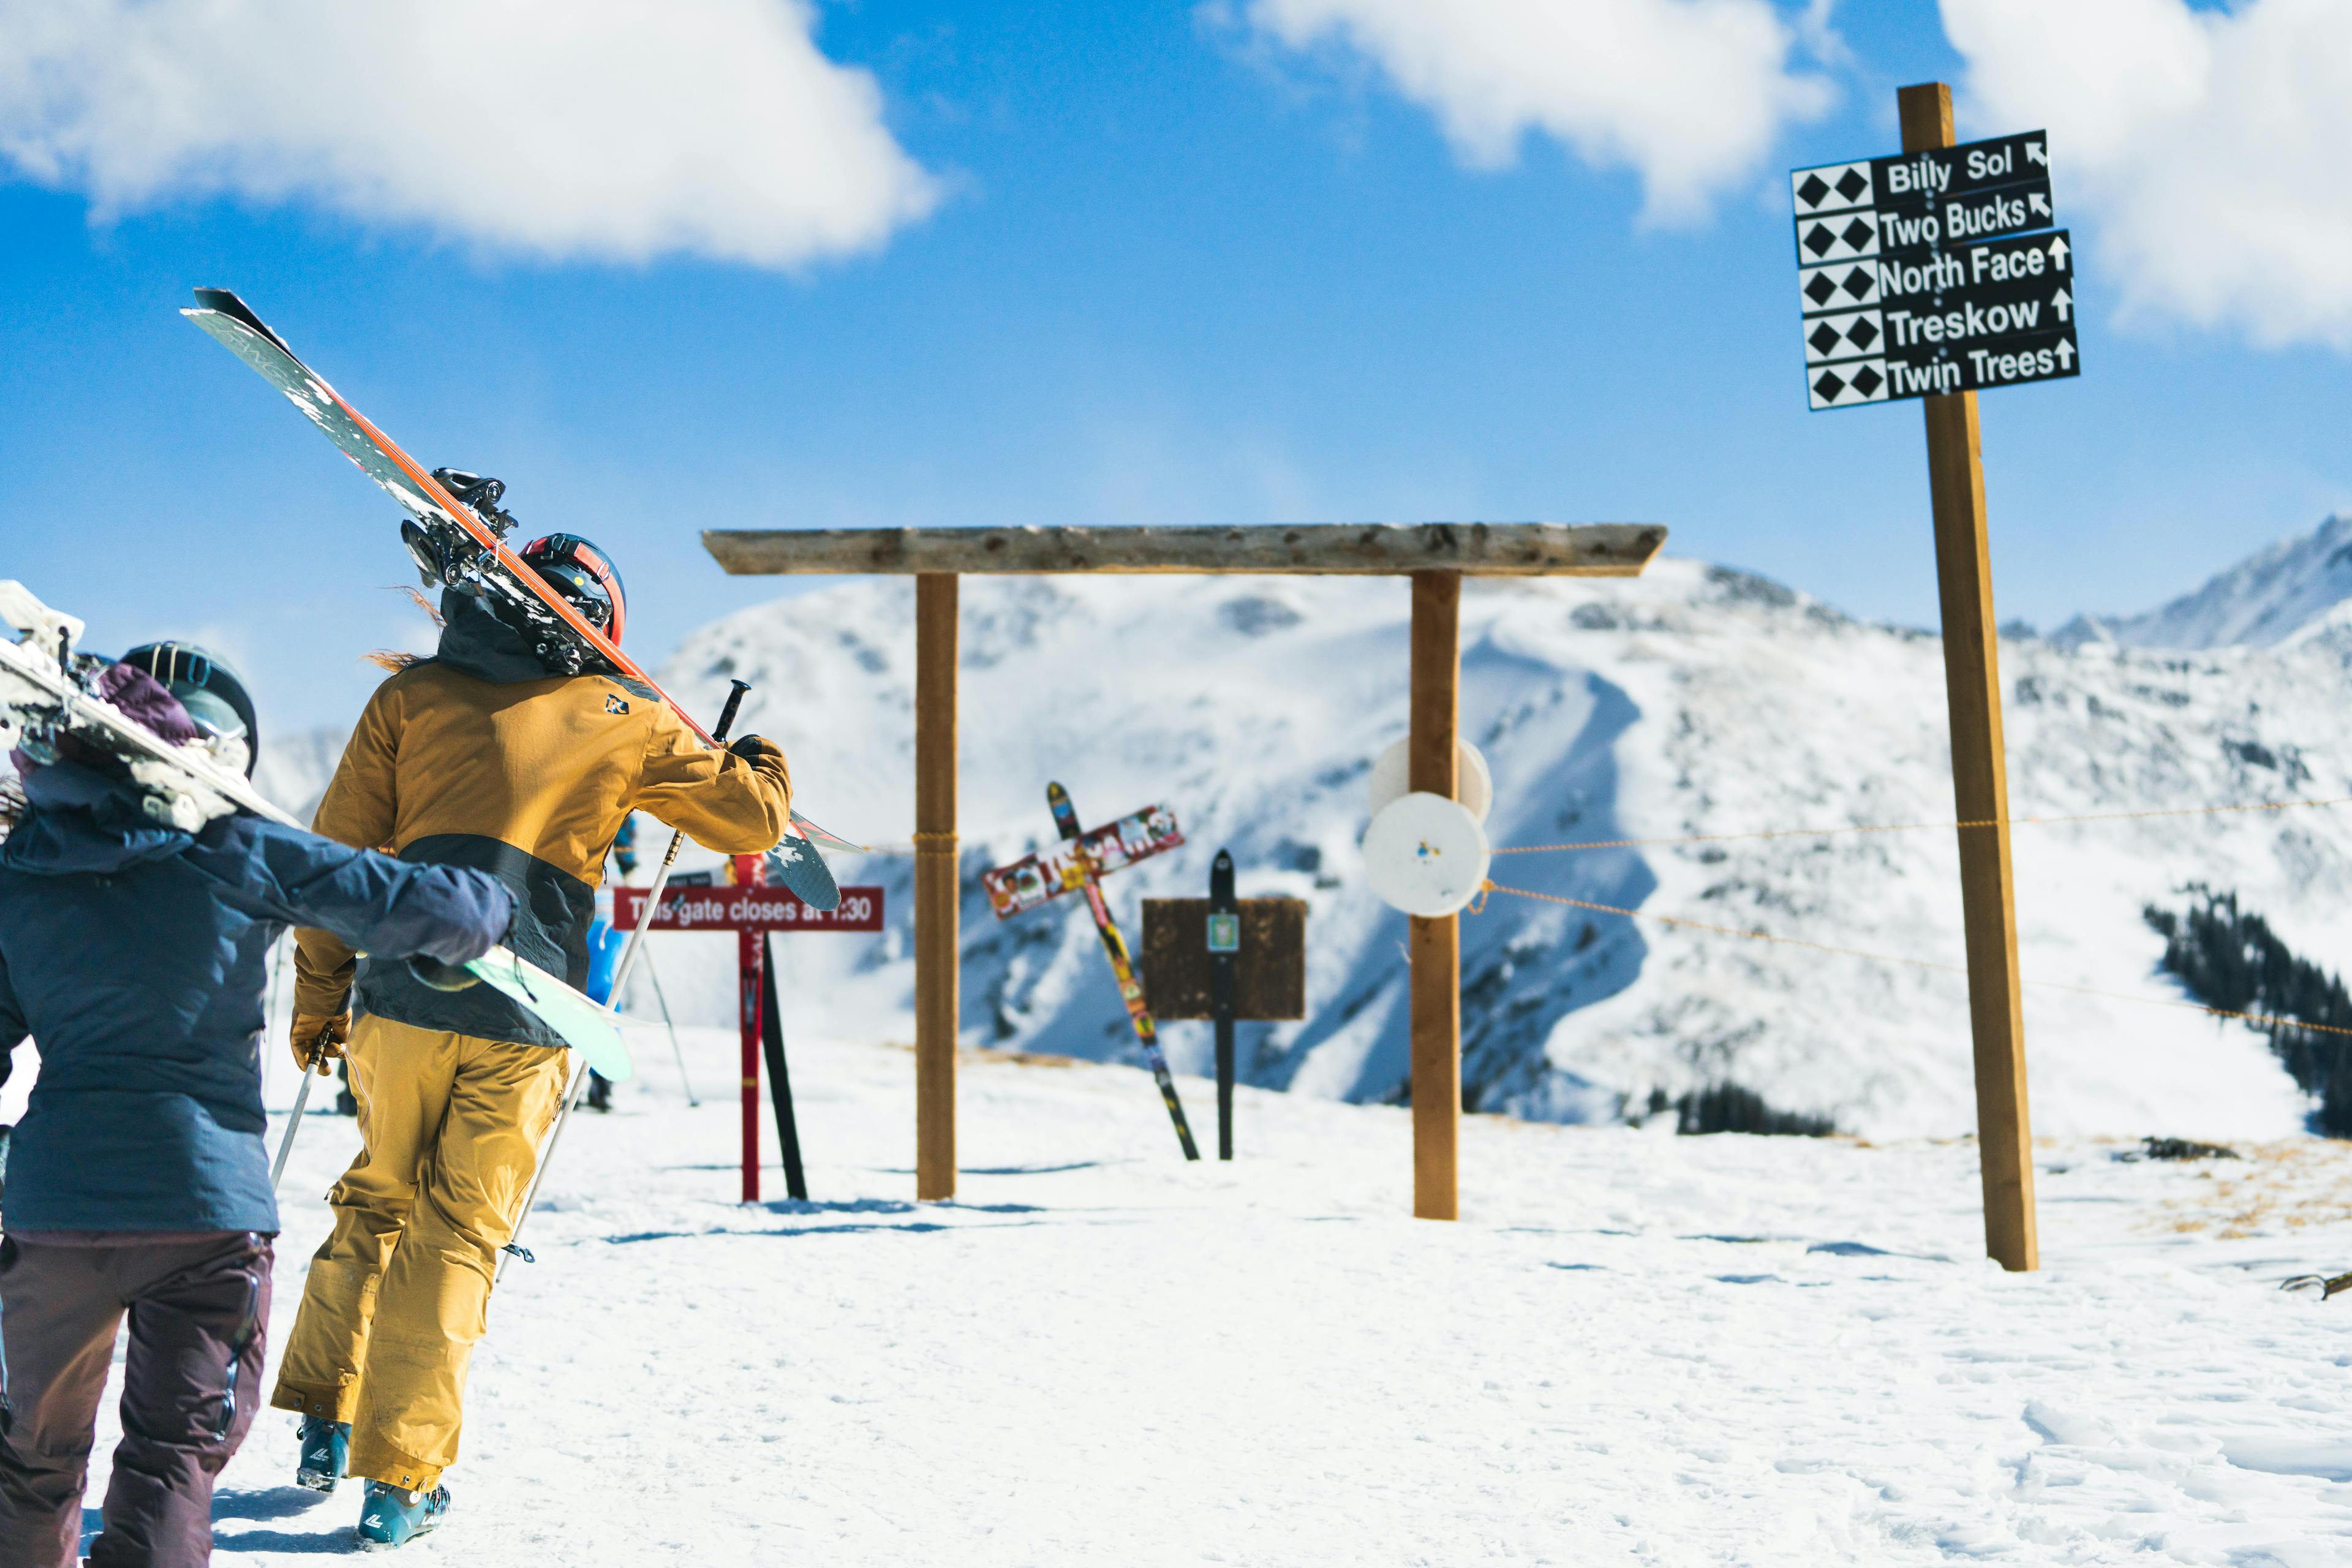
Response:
[643,945,699,1106]
[498,680,751,1283]
[600,679,749,1017]
[270,1061,324,1191]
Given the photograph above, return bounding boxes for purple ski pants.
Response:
[0,1231,273,1568]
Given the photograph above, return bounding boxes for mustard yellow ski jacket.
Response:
[294,595,790,1047]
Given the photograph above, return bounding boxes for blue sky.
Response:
[3,1,2347,730]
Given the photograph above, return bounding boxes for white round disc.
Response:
[1362,792,1491,918]
[1366,737,1492,824]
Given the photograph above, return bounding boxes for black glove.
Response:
[728,734,775,760]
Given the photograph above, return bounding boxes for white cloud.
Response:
[1229,0,1834,224]
[0,0,937,268]
[1945,0,2352,347]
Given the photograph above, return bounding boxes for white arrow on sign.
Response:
[2052,287,2073,322]
[2030,191,2052,219]
[2027,140,2046,167]
[2054,339,2076,369]
[2048,233,2070,266]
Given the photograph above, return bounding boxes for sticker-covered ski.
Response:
[1046,782,1200,1160]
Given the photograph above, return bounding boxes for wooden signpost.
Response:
[616,864,884,1204]
[1795,83,2065,1271]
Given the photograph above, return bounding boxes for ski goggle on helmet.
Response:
[520,533,626,644]
[119,641,260,778]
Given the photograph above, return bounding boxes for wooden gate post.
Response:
[1409,570,1462,1221]
[914,573,960,1202]
[1902,81,2038,1272]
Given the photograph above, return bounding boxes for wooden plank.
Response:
[913,573,959,1202]
[1139,898,1309,1020]
[704,522,1665,578]
[1409,570,1462,1223]
[1902,81,2038,1274]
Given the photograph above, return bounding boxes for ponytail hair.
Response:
[364,587,445,674]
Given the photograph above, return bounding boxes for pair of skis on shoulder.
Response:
[0,580,628,1085]
[179,288,856,877]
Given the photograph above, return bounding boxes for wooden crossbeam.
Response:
[703,522,1664,578]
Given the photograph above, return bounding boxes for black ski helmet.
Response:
[119,641,260,777]
[519,533,626,644]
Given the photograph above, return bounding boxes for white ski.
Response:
[0,581,630,1082]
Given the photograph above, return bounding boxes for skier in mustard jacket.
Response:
[268,534,791,1548]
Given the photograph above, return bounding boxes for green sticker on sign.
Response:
[1207,912,1240,953]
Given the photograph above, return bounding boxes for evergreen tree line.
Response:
[2144,886,2352,1138]
[1646,1082,1836,1137]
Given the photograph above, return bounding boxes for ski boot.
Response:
[587,1070,612,1112]
[296,1417,350,1492]
[359,1480,451,1551]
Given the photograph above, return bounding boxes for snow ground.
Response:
[40,1022,2352,1565]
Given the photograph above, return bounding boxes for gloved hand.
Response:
[728,734,777,760]
[289,1012,350,1072]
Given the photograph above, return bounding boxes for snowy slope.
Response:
[2058,513,2352,650]
[80,1030,2352,1565]
[579,561,2352,1145]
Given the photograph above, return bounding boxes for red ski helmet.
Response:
[519,534,625,644]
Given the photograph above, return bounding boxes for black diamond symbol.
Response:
[1847,317,1880,350]
[1841,266,1875,301]
[1802,222,1835,258]
[1851,366,1885,397]
[1812,369,1849,401]
[1804,272,1838,306]
[1835,168,1869,203]
[1841,216,1874,249]
[1809,322,1843,355]
[1796,173,1831,209]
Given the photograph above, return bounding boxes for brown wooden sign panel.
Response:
[1140,897,1308,1020]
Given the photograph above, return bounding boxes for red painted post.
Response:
[610,861,881,1207]
[734,853,765,1204]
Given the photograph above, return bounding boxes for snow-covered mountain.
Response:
[247,530,2352,1143]
[2057,513,2352,650]
[527,559,2352,1145]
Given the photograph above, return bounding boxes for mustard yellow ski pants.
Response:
[270,1015,570,1491]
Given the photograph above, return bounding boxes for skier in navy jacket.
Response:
[0,654,514,1568]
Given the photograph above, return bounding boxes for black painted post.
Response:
[760,933,809,1201]
[1209,848,1238,1161]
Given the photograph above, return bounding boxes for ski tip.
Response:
[787,813,867,854]
[187,287,296,357]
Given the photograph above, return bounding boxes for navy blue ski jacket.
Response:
[0,760,514,1234]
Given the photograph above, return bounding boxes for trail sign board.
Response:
[1140,897,1308,1021]
[1792,130,2078,411]
[1792,132,2052,258]
[614,883,884,933]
